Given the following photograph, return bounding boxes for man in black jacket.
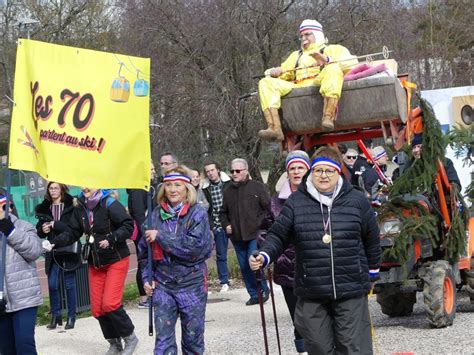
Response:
[220,158,271,305]
[202,160,231,292]
[250,146,381,354]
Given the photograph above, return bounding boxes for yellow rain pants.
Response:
[258,44,357,111]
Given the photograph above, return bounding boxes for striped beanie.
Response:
[299,19,326,46]
[285,150,310,171]
[371,146,387,161]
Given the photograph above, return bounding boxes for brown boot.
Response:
[270,108,284,141]
[258,108,284,142]
[321,97,338,132]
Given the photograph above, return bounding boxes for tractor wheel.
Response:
[423,260,456,328]
[465,258,474,304]
[376,292,416,317]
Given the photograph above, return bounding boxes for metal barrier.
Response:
[59,261,90,314]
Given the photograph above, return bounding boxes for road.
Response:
[35,286,474,354]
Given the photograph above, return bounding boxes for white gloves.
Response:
[42,240,54,252]
[265,67,282,77]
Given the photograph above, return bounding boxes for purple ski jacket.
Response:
[138,202,212,286]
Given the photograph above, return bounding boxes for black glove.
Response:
[0,217,15,237]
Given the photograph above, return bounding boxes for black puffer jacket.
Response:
[260,175,381,300]
[54,191,134,267]
[35,193,75,273]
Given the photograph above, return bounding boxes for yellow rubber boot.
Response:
[322,97,338,131]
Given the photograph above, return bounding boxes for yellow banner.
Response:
[9,39,151,189]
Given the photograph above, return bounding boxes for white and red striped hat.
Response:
[285,150,310,171]
[299,19,326,46]
[371,146,387,161]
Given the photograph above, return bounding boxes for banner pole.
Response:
[146,190,154,336]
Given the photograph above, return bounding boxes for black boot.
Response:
[106,306,135,337]
[65,317,76,330]
[47,314,62,329]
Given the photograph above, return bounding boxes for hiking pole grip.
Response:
[252,250,269,355]
[251,250,263,281]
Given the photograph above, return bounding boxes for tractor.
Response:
[273,59,474,328]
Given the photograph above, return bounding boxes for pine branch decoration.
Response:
[377,198,438,270]
[443,185,469,262]
[389,97,446,198]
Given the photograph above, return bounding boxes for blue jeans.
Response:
[48,262,77,318]
[0,306,38,355]
[213,228,229,285]
[232,239,268,299]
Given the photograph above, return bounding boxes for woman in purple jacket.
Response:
[140,166,212,355]
[271,150,309,354]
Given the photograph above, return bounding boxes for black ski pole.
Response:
[267,268,281,355]
[146,190,153,336]
[252,251,269,355]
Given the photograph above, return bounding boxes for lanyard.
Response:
[318,184,338,243]
[319,201,331,235]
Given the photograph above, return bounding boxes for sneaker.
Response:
[245,297,259,306]
[137,300,149,309]
[220,283,230,293]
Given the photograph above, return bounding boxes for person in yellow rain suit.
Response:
[258,19,358,141]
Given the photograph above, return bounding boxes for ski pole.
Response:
[252,251,269,355]
[267,268,281,355]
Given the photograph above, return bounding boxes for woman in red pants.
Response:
[51,188,138,354]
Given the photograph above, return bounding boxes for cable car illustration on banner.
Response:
[133,70,149,97]
[110,63,130,103]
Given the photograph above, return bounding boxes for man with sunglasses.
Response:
[219,158,271,305]
[250,146,380,354]
[343,148,358,182]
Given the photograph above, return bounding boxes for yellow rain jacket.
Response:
[258,43,357,111]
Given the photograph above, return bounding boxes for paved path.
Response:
[35,287,474,355]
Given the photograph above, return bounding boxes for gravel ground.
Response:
[35,286,474,355]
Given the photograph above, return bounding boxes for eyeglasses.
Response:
[345,156,357,160]
[160,161,175,166]
[49,187,60,191]
[230,169,246,174]
[313,168,337,177]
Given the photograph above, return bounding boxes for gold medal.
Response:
[89,235,95,243]
[322,233,332,244]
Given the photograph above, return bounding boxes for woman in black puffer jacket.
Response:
[35,182,77,330]
[252,146,381,355]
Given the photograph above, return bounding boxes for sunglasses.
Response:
[230,169,246,174]
[345,156,357,160]
[1,203,14,211]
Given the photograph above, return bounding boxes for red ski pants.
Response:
[88,257,130,317]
